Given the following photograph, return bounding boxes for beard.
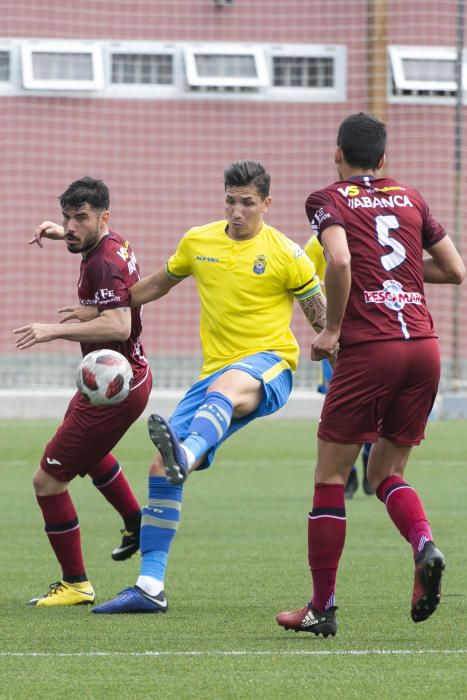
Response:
[65,229,101,256]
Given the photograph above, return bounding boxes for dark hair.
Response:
[337,113,386,169]
[59,177,110,211]
[224,160,270,199]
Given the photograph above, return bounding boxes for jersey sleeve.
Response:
[86,258,131,311]
[304,234,326,283]
[305,189,345,240]
[284,242,321,300]
[166,231,193,280]
[420,200,447,249]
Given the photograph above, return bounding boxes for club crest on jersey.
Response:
[364,279,422,311]
[117,240,130,261]
[253,254,267,275]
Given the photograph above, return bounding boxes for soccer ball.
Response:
[76,349,133,406]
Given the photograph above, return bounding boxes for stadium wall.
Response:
[2,387,462,420]
[3,387,463,421]
[2,1,466,410]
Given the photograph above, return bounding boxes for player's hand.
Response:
[13,323,55,349]
[29,221,65,247]
[311,328,340,361]
[58,305,99,324]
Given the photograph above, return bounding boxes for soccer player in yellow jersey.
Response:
[93,160,330,614]
[304,235,330,394]
[304,233,373,498]
[304,233,326,285]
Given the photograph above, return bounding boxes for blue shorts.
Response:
[169,352,293,469]
[317,359,333,394]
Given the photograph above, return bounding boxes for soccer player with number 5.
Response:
[277,112,465,636]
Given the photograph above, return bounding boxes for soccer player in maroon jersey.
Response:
[14,177,152,607]
[276,113,465,636]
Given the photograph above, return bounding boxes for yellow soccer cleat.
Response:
[28,580,95,607]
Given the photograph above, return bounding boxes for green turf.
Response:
[0,419,466,699]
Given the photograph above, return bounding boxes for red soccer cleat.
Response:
[276,605,338,637]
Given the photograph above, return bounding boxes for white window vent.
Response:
[389,46,466,100]
[21,41,104,91]
[184,44,268,91]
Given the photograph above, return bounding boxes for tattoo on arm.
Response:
[298,292,327,334]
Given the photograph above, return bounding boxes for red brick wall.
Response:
[3,1,466,371]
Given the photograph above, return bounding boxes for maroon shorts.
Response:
[318,338,440,446]
[40,368,152,482]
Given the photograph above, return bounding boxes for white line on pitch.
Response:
[1,649,467,658]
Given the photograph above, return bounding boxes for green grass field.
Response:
[1,418,466,699]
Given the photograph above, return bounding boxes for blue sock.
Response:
[362,442,371,469]
[140,476,183,582]
[183,391,234,462]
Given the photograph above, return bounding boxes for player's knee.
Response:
[32,467,67,496]
[207,375,225,392]
[366,472,381,492]
[232,399,254,418]
[367,467,403,494]
[32,467,46,494]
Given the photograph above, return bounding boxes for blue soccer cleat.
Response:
[92,586,168,614]
[147,414,188,484]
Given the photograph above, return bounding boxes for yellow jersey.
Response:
[167,220,320,378]
[304,235,331,391]
[304,234,326,287]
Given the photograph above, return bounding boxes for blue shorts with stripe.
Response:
[169,352,293,470]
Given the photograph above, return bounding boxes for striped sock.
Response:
[182,391,233,464]
[376,475,433,556]
[138,476,183,594]
[308,483,346,611]
[36,492,87,582]
[89,453,140,530]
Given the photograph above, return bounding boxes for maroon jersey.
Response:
[78,231,148,383]
[306,176,446,347]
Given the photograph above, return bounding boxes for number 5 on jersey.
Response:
[375,214,406,271]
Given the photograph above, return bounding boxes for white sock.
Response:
[136,575,164,597]
[181,444,196,469]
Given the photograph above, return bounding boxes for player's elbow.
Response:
[450,260,466,284]
[326,251,351,271]
[440,259,466,285]
[115,328,131,342]
[113,317,132,342]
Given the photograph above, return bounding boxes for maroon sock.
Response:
[308,483,346,611]
[36,492,86,582]
[89,453,141,531]
[376,475,432,556]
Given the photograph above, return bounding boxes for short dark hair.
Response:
[224,160,270,199]
[337,113,386,169]
[59,177,110,211]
